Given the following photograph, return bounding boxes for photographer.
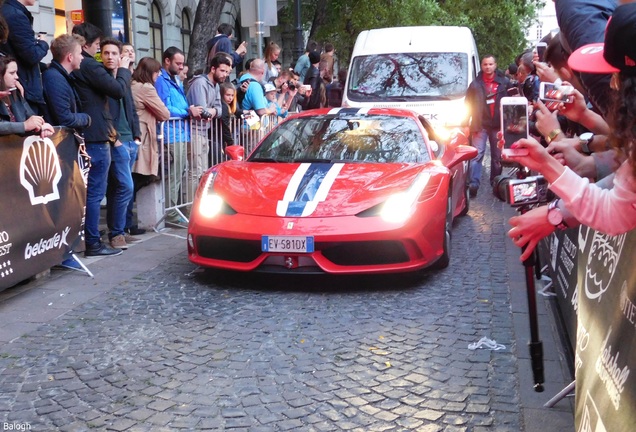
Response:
[186,53,231,187]
[282,70,307,113]
[504,2,636,258]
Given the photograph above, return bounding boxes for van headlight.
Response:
[439,103,469,127]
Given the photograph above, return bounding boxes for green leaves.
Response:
[280,0,542,67]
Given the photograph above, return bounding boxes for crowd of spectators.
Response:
[0,7,346,258]
[467,0,636,260]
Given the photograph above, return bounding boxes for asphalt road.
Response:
[0,187,575,431]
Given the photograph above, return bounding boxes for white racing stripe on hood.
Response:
[301,163,344,216]
[276,163,345,217]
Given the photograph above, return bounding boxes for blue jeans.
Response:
[122,141,140,229]
[106,143,134,238]
[468,128,502,189]
[85,143,111,247]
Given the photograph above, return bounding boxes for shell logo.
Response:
[19,136,62,205]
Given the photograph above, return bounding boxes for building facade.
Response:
[24,0,243,66]
[525,1,559,47]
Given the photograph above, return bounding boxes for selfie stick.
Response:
[520,208,545,392]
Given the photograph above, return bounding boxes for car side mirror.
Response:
[447,127,470,147]
[225,145,244,161]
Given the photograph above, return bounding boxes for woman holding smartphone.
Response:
[504,2,636,240]
[0,56,53,137]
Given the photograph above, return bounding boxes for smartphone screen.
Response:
[536,43,547,62]
[540,82,573,103]
[501,99,528,149]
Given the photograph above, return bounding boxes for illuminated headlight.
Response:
[380,173,431,223]
[199,194,224,218]
[438,103,469,127]
[435,126,451,141]
[380,192,414,223]
[197,172,224,218]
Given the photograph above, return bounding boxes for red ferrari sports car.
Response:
[187,107,477,274]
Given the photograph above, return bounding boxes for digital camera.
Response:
[492,174,550,207]
[200,109,214,120]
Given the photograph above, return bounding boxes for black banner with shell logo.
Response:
[0,128,85,291]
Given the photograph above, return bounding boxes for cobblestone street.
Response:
[0,189,574,431]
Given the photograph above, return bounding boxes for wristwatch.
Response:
[545,128,563,144]
[579,132,594,155]
[547,199,568,230]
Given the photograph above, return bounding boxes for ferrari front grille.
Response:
[196,237,261,262]
[320,241,409,265]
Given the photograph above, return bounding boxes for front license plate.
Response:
[262,236,314,253]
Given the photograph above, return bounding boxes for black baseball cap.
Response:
[568,2,636,74]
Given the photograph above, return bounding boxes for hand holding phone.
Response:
[500,97,529,149]
[502,148,530,158]
[539,81,574,104]
[536,42,547,62]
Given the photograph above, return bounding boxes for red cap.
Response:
[568,3,636,75]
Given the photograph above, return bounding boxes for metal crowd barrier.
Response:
[156,114,279,228]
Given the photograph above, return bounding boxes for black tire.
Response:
[458,184,470,216]
[432,194,452,269]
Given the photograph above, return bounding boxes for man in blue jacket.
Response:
[155,46,202,224]
[205,23,246,70]
[42,34,91,132]
[0,0,49,115]
[72,22,131,257]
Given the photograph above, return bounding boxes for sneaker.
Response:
[58,257,83,270]
[166,214,188,225]
[124,234,142,244]
[125,226,146,235]
[109,234,128,250]
[85,242,123,257]
[469,185,478,198]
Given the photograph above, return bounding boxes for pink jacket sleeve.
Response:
[549,161,636,235]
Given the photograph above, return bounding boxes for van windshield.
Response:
[347,52,468,101]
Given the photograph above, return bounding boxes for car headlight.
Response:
[197,172,224,218]
[380,173,431,223]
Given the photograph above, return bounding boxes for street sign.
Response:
[240,0,278,28]
[70,10,84,24]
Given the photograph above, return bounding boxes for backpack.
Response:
[236,78,266,110]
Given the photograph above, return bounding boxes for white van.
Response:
[343,26,479,131]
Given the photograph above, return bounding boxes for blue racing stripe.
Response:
[285,163,334,217]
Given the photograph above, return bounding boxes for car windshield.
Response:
[347,52,468,101]
[249,114,430,164]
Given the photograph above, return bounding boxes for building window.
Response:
[181,10,191,60]
[150,1,163,62]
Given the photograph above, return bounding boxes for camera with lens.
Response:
[492,174,551,207]
[200,108,213,120]
[287,81,296,91]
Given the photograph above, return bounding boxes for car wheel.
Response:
[432,194,452,269]
[459,184,470,216]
